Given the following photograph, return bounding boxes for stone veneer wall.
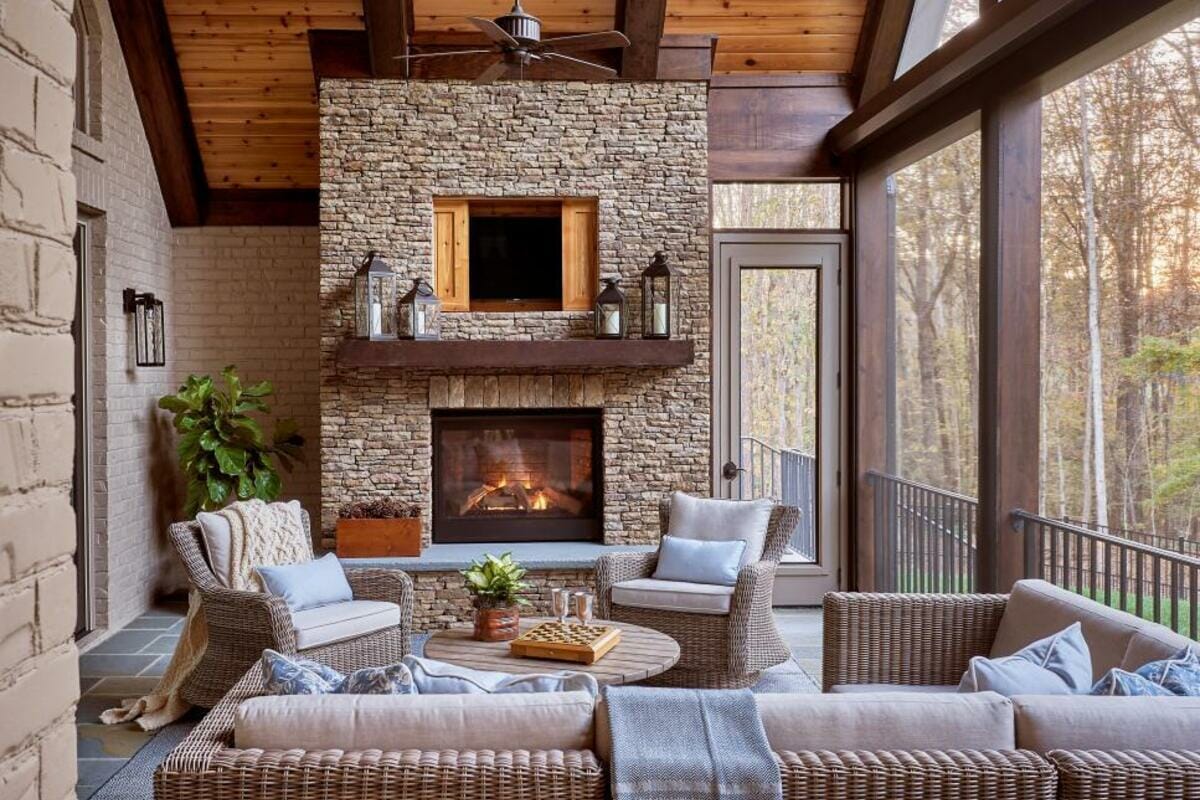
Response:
[318,81,710,546]
[412,568,594,630]
[0,0,81,796]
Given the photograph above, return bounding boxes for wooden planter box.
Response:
[335,518,422,557]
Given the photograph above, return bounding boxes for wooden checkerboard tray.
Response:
[509,621,621,664]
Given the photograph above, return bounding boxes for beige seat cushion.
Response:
[610,578,734,615]
[991,579,1144,679]
[667,492,774,568]
[236,691,596,752]
[755,692,1015,752]
[1013,695,1200,752]
[830,683,957,694]
[1121,626,1198,671]
[292,600,399,649]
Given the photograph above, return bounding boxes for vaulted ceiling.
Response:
[154,0,870,193]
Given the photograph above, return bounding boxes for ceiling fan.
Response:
[395,0,631,85]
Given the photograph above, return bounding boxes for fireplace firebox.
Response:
[432,409,603,543]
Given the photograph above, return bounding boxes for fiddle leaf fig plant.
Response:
[461,552,531,609]
[158,365,306,517]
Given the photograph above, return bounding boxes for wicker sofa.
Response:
[824,579,1200,800]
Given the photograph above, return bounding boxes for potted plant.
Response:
[336,499,422,557]
[461,552,530,642]
[158,366,305,517]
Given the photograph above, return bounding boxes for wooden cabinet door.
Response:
[433,198,470,311]
[561,198,598,311]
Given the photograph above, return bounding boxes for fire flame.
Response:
[531,491,549,511]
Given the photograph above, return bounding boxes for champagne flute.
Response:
[573,591,594,627]
[551,588,570,627]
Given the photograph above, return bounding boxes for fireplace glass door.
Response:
[432,410,602,543]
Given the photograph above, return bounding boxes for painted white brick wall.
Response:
[0,0,81,796]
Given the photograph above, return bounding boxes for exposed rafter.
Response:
[363,0,413,78]
[615,0,667,80]
[853,0,917,105]
[109,0,207,227]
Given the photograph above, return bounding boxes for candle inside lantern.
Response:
[370,301,382,336]
[653,301,668,336]
[416,305,426,336]
[603,307,620,335]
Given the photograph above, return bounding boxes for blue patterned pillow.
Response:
[1134,646,1200,696]
[335,663,417,695]
[262,649,345,694]
[1092,667,1176,696]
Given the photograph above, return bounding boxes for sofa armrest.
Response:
[822,592,1007,691]
[594,552,658,619]
[345,567,414,616]
[1048,750,1200,800]
[200,585,297,654]
[728,561,778,672]
[777,749,1056,800]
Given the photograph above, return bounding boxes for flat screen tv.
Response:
[469,216,563,304]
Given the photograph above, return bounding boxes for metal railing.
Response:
[1016,511,1200,639]
[738,436,817,561]
[868,470,978,593]
[1062,518,1200,559]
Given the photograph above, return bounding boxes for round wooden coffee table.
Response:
[424,617,679,686]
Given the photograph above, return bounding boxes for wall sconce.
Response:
[123,288,166,367]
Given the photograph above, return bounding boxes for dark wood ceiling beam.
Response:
[853,0,917,105]
[110,0,208,226]
[832,0,1196,157]
[363,0,413,78]
[615,0,667,79]
[309,29,372,80]
[204,190,319,227]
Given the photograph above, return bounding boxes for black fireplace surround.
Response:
[431,409,603,543]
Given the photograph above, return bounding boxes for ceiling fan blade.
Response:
[537,30,631,52]
[468,16,519,48]
[474,59,514,85]
[544,52,618,80]
[394,49,496,60]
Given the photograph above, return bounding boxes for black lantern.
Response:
[398,278,441,340]
[594,278,627,339]
[354,251,399,340]
[123,288,165,367]
[640,250,678,339]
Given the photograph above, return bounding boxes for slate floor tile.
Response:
[79,654,160,678]
[88,630,165,655]
[139,635,180,655]
[76,758,125,787]
[77,723,153,758]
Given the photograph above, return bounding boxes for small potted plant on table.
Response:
[336,499,422,557]
[462,553,530,642]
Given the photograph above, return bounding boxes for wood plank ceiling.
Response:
[161,0,868,190]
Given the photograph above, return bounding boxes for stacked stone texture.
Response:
[411,568,595,630]
[319,81,710,547]
[0,0,81,796]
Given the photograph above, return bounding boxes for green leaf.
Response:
[199,429,223,452]
[241,380,274,398]
[254,468,282,501]
[158,395,192,414]
[177,431,202,464]
[184,479,207,518]
[237,473,255,500]
[214,446,248,476]
[229,416,265,446]
[207,474,232,506]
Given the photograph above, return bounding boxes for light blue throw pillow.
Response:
[958,622,1092,696]
[1131,645,1200,696]
[652,535,747,586]
[403,656,600,697]
[257,552,354,611]
[262,649,344,695]
[1092,667,1176,696]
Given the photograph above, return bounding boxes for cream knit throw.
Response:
[101,500,310,730]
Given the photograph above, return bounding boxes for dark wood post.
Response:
[978,85,1042,593]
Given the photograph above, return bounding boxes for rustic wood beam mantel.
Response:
[337,339,695,370]
[615,0,668,80]
[109,0,207,227]
[363,0,413,78]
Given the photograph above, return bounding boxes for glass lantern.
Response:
[398,278,441,340]
[640,250,678,339]
[354,251,398,340]
[594,278,627,339]
[122,288,166,367]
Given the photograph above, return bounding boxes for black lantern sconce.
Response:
[594,278,627,339]
[354,251,399,340]
[640,250,678,339]
[398,278,441,340]
[123,288,166,367]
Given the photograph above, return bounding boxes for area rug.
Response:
[88,634,816,800]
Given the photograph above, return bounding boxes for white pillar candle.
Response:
[416,306,426,336]
[652,301,668,335]
[603,307,620,335]
[370,301,382,336]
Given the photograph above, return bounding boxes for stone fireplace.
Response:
[318,80,710,551]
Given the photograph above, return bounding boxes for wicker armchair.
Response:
[170,511,413,708]
[595,498,799,688]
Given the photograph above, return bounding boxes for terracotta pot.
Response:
[335,518,421,557]
[473,605,520,642]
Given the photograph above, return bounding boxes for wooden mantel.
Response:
[337,339,695,370]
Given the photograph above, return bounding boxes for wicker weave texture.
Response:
[595,498,798,688]
[1049,749,1200,800]
[778,749,1057,800]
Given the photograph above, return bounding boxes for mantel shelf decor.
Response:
[336,338,694,370]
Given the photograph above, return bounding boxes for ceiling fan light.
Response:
[496,0,541,44]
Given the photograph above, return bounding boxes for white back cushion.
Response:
[196,511,233,587]
[235,691,597,752]
[667,491,773,567]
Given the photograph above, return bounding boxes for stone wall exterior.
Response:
[0,0,81,797]
[318,81,710,546]
[411,568,594,631]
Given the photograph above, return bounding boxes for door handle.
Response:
[721,461,744,481]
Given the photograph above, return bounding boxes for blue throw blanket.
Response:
[604,687,782,800]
